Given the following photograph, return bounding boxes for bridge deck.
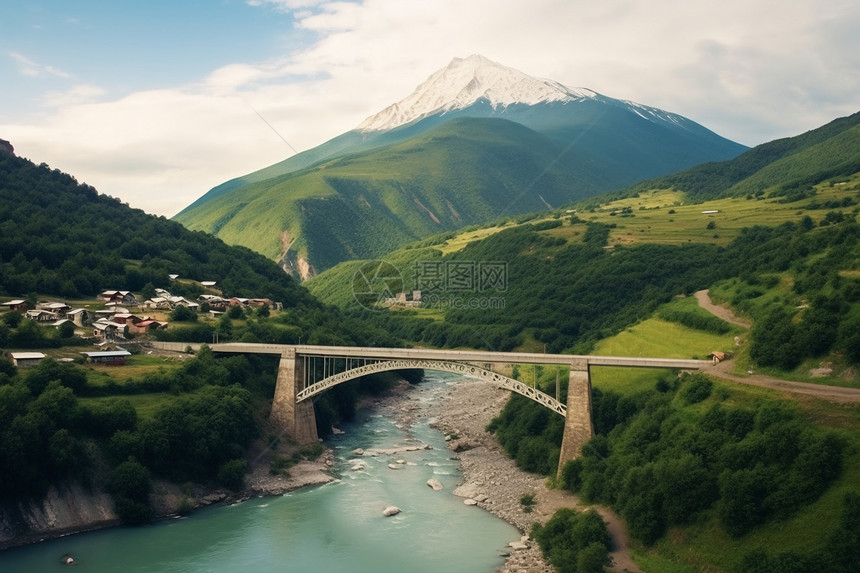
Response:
[176,342,710,370]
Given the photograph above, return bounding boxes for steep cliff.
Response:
[0,482,118,550]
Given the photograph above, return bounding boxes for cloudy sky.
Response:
[2,0,859,217]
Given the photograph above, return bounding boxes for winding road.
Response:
[695,289,860,403]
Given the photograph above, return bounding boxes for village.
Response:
[1,282,279,370]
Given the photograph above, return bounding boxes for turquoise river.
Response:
[0,372,521,573]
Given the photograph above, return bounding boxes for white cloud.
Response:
[9,51,72,78]
[3,0,859,217]
[43,84,105,108]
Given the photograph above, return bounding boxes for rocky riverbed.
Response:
[231,373,639,573]
[364,374,641,573]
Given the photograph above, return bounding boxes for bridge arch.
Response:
[296,359,567,416]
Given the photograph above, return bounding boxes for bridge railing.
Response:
[151,341,712,370]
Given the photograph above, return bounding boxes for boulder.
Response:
[452,482,482,499]
[448,439,477,452]
[426,478,443,491]
[382,505,401,516]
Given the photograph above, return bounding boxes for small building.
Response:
[384,292,421,308]
[26,309,58,322]
[68,308,91,327]
[81,350,132,365]
[144,297,171,310]
[10,352,46,369]
[111,313,141,325]
[39,302,71,317]
[126,319,165,336]
[94,308,119,319]
[100,290,137,305]
[709,351,727,364]
[92,319,124,340]
[168,296,198,310]
[1,299,28,312]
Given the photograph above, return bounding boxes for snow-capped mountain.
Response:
[176,55,749,279]
[358,54,684,132]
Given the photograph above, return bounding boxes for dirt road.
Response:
[695,290,860,403]
[693,289,751,328]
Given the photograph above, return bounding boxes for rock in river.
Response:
[382,505,401,517]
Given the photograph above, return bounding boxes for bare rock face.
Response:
[0,482,118,550]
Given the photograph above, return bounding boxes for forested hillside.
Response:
[0,151,312,306]
[312,213,859,371]
[621,111,860,202]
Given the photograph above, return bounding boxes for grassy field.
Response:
[574,179,859,246]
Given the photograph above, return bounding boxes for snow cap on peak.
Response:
[358,54,595,132]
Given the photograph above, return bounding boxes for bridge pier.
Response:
[557,361,594,478]
[271,350,318,445]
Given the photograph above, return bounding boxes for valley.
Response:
[1,62,859,573]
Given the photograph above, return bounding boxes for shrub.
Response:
[531,509,611,573]
[109,456,153,524]
[217,459,248,491]
[680,374,713,404]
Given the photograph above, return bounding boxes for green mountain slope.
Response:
[176,117,634,276]
[175,99,747,279]
[624,111,860,201]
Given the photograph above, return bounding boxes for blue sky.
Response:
[2,2,315,112]
[2,0,859,216]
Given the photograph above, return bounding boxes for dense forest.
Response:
[0,151,314,305]
[0,351,264,523]
[0,344,415,525]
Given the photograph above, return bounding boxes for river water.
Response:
[0,372,520,573]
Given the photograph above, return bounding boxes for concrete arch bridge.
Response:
[153,342,709,476]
